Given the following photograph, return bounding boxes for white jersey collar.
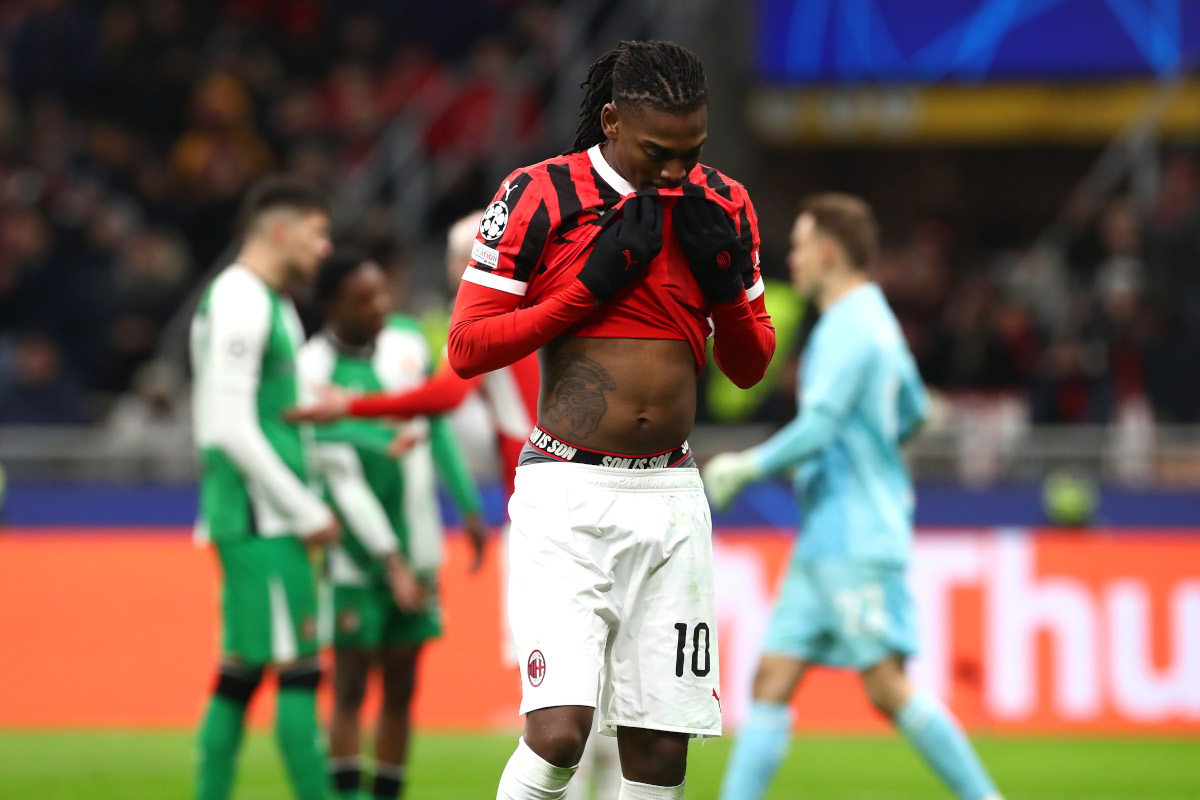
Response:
[588,144,636,197]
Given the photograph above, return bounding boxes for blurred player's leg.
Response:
[566,732,621,800]
[718,655,807,800]
[863,658,1001,800]
[195,662,261,800]
[330,648,371,800]
[374,644,421,799]
[276,660,328,800]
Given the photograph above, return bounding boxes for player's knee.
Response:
[862,673,907,718]
[332,659,368,712]
[278,660,322,694]
[380,664,417,714]
[213,663,263,706]
[617,728,688,786]
[525,712,591,768]
[751,660,799,704]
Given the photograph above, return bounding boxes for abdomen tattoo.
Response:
[543,353,616,439]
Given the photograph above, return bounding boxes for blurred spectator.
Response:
[0,334,88,424]
[102,359,192,479]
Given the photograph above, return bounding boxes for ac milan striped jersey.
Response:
[462,144,766,371]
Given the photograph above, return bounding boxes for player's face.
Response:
[280,210,333,280]
[333,261,390,342]
[603,103,708,190]
[788,213,828,296]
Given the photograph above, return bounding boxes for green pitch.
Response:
[0,731,1196,799]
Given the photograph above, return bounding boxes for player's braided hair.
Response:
[566,40,708,154]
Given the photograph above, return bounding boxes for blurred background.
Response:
[0,1,1197,797]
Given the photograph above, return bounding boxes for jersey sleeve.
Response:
[461,169,552,297]
[205,274,333,536]
[311,442,399,558]
[897,359,930,442]
[752,331,874,475]
[731,183,765,301]
[710,185,775,388]
[348,359,480,419]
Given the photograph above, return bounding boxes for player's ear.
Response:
[601,102,620,141]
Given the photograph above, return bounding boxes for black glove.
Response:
[577,195,663,303]
[673,196,748,304]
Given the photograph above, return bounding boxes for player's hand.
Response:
[576,195,663,303]
[462,513,488,574]
[673,196,748,305]
[304,515,342,547]
[702,450,763,510]
[386,430,422,458]
[286,385,350,424]
[384,554,427,612]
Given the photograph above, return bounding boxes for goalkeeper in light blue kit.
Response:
[704,194,1002,800]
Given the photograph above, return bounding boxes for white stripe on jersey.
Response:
[463,266,529,296]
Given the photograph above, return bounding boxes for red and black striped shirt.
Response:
[450,144,774,387]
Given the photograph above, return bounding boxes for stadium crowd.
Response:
[2,0,1199,429]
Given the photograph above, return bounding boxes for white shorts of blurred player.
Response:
[507,461,722,739]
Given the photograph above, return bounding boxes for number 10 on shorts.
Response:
[673,622,712,677]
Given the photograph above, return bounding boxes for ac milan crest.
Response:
[527,649,546,687]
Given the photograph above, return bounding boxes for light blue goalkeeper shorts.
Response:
[761,558,917,670]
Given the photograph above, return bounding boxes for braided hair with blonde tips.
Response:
[565,40,708,155]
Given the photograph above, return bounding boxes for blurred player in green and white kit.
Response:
[297,251,487,800]
[190,176,339,800]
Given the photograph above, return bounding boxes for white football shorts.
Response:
[507,461,722,738]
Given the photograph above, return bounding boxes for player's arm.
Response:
[703,334,872,509]
[288,359,483,424]
[206,278,334,538]
[674,195,775,388]
[348,362,480,418]
[428,415,488,572]
[897,364,930,445]
[310,442,425,609]
[448,187,663,378]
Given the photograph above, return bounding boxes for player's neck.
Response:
[328,324,374,353]
[817,271,868,312]
[237,240,288,290]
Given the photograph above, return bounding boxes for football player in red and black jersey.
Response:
[448,41,776,800]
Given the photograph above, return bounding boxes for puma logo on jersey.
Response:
[712,688,721,709]
[622,249,637,270]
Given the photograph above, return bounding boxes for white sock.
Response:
[618,777,685,799]
[497,737,580,800]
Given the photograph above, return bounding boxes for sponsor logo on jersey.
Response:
[470,239,500,269]
[528,429,578,460]
[480,200,509,241]
[712,688,721,710]
[527,649,546,687]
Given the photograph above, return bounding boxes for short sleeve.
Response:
[462,169,551,298]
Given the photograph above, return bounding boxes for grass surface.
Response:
[0,731,1197,799]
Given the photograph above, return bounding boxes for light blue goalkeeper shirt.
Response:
[753,283,928,565]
